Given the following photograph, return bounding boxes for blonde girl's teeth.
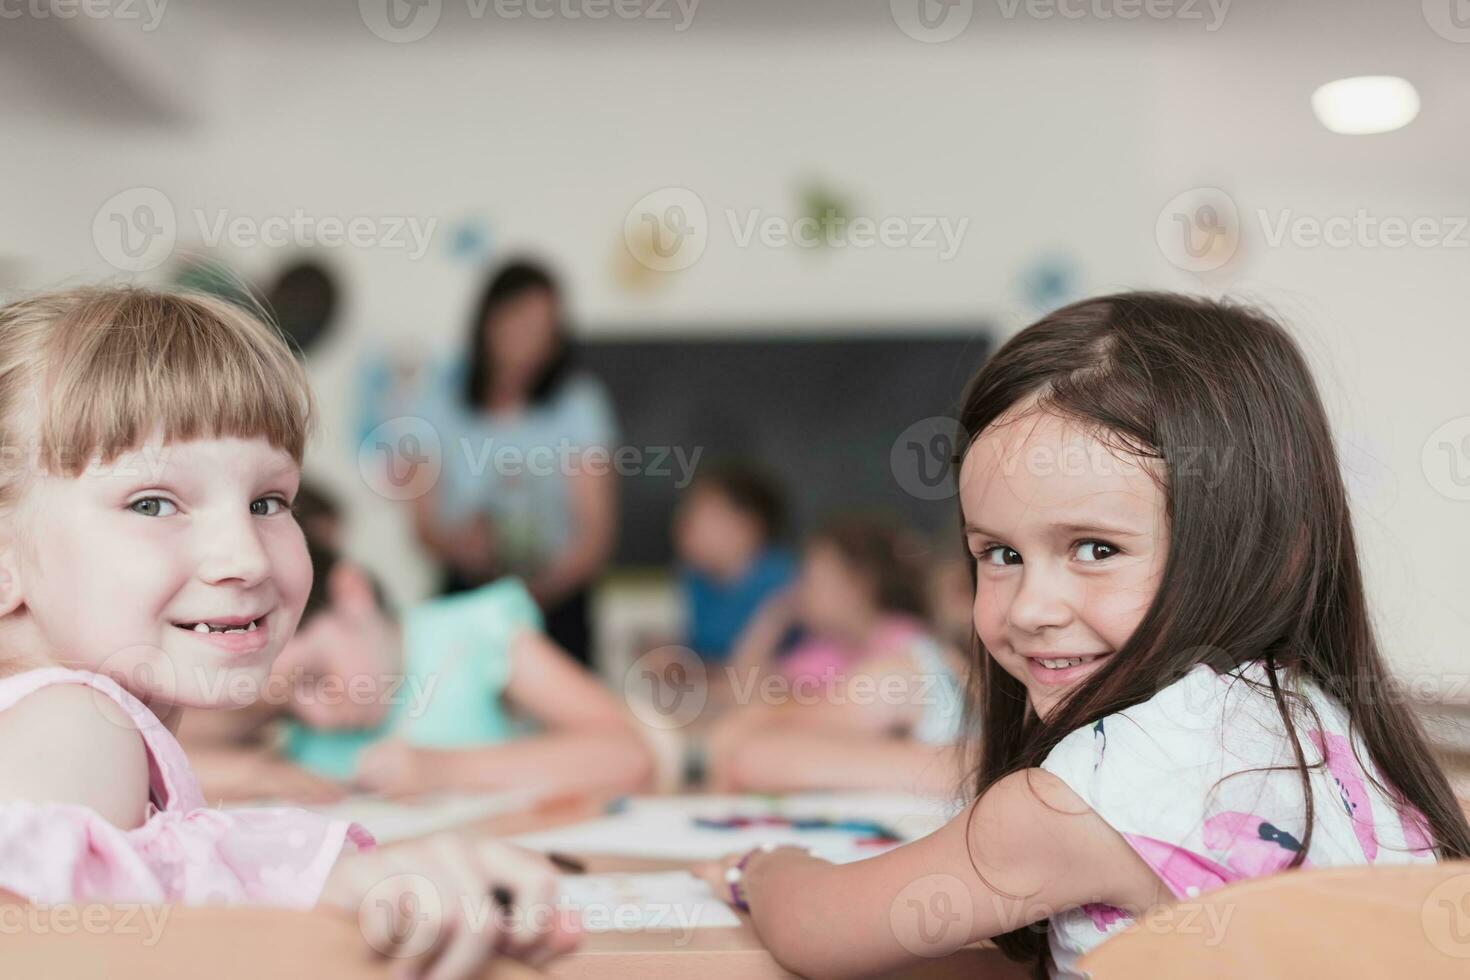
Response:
[187,619,260,634]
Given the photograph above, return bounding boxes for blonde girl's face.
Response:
[958,408,1168,720]
[10,434,311,710]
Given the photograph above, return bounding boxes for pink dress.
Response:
[778,614,929,687]
[0,668,374,908]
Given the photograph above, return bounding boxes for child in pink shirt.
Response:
[0,287,577,978]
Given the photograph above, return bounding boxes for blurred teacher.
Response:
[412,260,619,666]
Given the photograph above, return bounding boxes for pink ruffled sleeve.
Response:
[0,800,373,910]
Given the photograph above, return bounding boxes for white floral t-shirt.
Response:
[1039,660,1436,979]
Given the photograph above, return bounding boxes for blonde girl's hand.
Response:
[354,738,433,798]
[322,833,582,980]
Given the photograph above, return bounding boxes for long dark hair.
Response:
[957,292,1470,970]
[461,259,571,411]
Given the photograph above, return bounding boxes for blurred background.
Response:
[1,0,1466,732]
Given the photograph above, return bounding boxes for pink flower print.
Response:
[1082,902,1130,932]
[1122,833,1237,899]
[1308,729,1378,861]
[1202,811,1306,877]
[1398,804,1434,856]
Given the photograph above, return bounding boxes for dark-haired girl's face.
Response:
[959,407,1167,720]
[485,288,558,392]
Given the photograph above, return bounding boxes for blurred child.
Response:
[190,540,655,801]
[673,460,796,668]
[0,287,576,977]
[704,517,966,796]
[926,548,978,655]
[290,478,343,552]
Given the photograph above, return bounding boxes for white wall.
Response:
[1,2,1465,689]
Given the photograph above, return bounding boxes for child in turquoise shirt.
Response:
[185,541,654,800]
[281,577,539,780]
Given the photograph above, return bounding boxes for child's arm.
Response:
[765,653,933,737]
[174,696,284,746]
[696,768,1170,978]
[186,742,347,805]
[710,726,962,797]
[0,685,151,830]
[526,466,616,608]
[355,629,654,797]
[718,589,797,703]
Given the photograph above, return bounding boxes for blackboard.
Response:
[580,327,994,567]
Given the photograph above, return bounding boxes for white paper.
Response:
[229,789,544,844]
[514,792,960,863]
[557,871,741,932]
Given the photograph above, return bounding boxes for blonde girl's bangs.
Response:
[5,286,315,477]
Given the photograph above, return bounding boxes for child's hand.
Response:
[266,757,349,804]
[752,588,799,636]
[354,738,434,798]
[189,745,347,806]
[322,833,581,979]
[290,669,394,731]
[692,845,823,911]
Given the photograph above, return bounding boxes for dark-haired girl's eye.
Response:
[980,545,1022,567]
[1074,540,1120,562]
[251,496,288,517]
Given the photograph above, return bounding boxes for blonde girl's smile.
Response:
[5,433,311,706]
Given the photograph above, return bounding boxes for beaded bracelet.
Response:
[724,842,787,913]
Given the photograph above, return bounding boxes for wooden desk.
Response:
[550,854,1028,980]
[408,795,1030,980]
[0,904,545,980]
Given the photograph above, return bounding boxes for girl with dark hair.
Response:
[412,259,619,666]
[696,292,1470,978]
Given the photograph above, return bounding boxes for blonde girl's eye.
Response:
[980,545,1022,567]
[1074,540,1120,562]
[129,497,177,518]
[251,496,288,517]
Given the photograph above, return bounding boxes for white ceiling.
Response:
[6,0,1468,122]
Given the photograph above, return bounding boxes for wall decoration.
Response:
[1018,252,1080,313]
